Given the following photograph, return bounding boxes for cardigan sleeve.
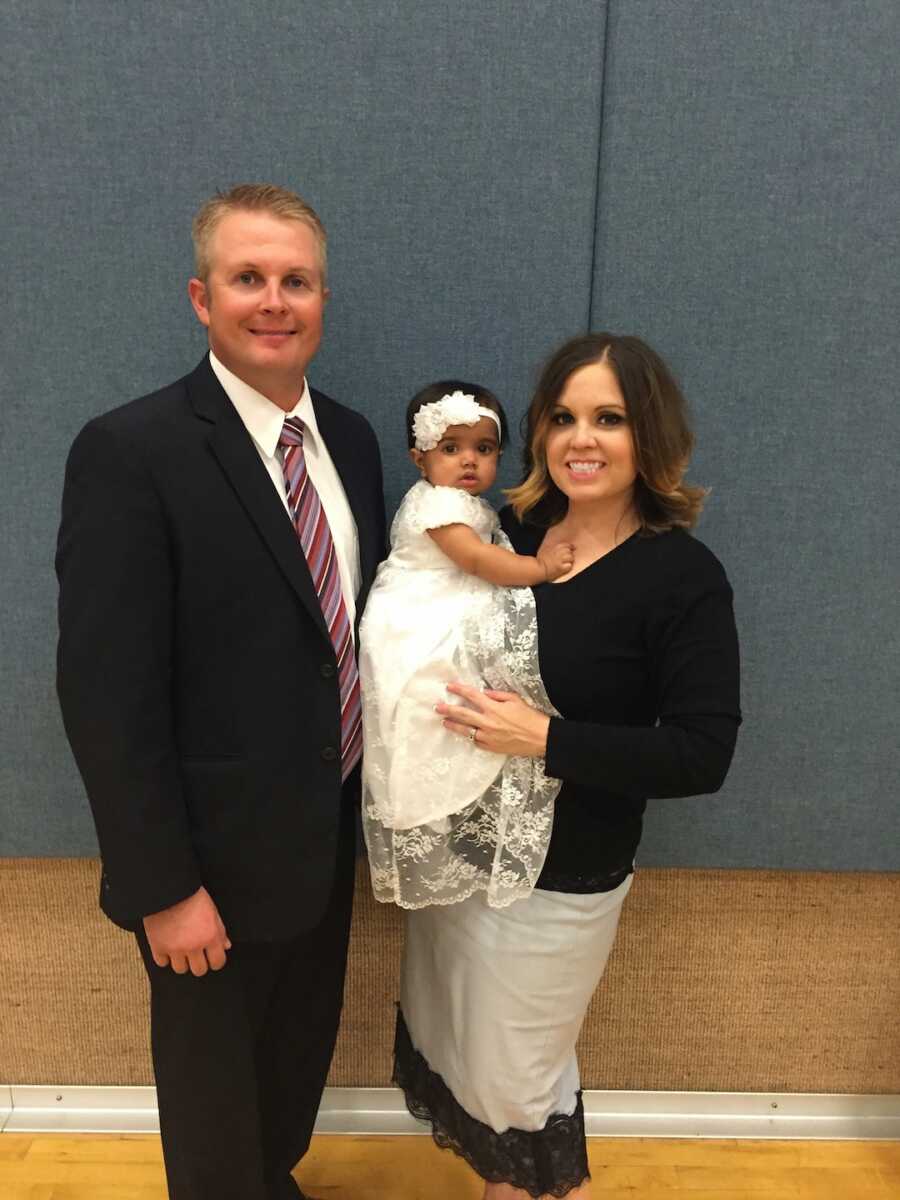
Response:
[543,559,741,798]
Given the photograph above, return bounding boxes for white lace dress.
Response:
[359,480,559,909]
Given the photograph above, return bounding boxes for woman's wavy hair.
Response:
[506,332,707,533]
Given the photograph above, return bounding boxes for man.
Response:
[56,184,386,1200]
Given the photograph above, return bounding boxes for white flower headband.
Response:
[412,390,502,452]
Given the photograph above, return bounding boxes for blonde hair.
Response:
[191,183,327,283]
[507,333,707,534]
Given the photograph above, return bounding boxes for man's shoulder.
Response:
[309,384,378,442]
[69,362,216,468]
[88,362,203,437]
[312,384,374,432]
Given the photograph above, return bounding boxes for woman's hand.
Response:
[435,683,551,758]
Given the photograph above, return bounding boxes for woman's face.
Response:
[543,358,637,509]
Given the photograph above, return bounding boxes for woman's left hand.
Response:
[436,683,551,758]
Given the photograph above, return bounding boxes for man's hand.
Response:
[143,886,231,977]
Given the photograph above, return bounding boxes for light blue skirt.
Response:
[400,873,632,1136]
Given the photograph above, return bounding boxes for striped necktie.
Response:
[279,417,362,781]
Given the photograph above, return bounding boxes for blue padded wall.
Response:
[590,1,900,868]
[1,2,897,868]
[1,0,609,854]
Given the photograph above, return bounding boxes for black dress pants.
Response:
[136,809,356,1200]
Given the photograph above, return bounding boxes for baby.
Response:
[359,381,572,909]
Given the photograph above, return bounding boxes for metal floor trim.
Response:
[3,1084,898,1139]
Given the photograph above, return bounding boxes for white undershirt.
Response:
[208,351,360,633]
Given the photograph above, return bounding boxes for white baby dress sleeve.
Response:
[403,483,492,536]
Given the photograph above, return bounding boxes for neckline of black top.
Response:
[539,528,642,586]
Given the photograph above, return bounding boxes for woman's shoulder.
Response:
[499,510,728,576]
[643,525,727,566]
[498,504,543,554]
[637,527,733,598]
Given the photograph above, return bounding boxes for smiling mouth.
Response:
[249,329,296,337]
[567,461,606,475]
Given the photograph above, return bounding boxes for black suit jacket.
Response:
[56,357,386,940]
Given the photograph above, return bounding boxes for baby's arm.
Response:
[427,524,574,585]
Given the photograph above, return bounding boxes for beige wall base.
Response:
[1,859,898,1093]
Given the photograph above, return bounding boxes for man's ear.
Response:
[323,286,331,304]
[188,277,211,328]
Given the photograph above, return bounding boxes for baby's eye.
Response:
[477,443,496,454]
[441,443,458,454]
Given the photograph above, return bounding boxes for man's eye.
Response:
[286,276,308,289]
[237,272,256,285]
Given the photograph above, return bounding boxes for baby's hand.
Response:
[537,541,575,581]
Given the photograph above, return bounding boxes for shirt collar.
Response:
[208,351,318,459]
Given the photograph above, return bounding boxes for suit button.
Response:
[320,663,335,678]
[321,746,338,762]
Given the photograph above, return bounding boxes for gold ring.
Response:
[468,728,477,743]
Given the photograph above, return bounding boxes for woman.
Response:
[393,333,741,1199]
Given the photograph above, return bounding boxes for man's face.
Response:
[188,210,328,403]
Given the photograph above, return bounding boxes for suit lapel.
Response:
[312,389,378,593]
[186,359,330,645]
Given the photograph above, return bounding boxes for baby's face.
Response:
[412,418,500,495]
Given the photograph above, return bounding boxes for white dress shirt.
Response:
[209,351,361,633]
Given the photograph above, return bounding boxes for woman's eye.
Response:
[598,413,625,426]
[551,412,572,425]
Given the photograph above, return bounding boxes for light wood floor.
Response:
[1,1133,899,1199]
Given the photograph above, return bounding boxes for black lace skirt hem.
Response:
[393,1008,590,1198]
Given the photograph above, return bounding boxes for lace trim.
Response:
[361,535,560,910]
[393,1009,590,1198]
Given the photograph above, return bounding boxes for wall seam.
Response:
[586,0,614,331]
